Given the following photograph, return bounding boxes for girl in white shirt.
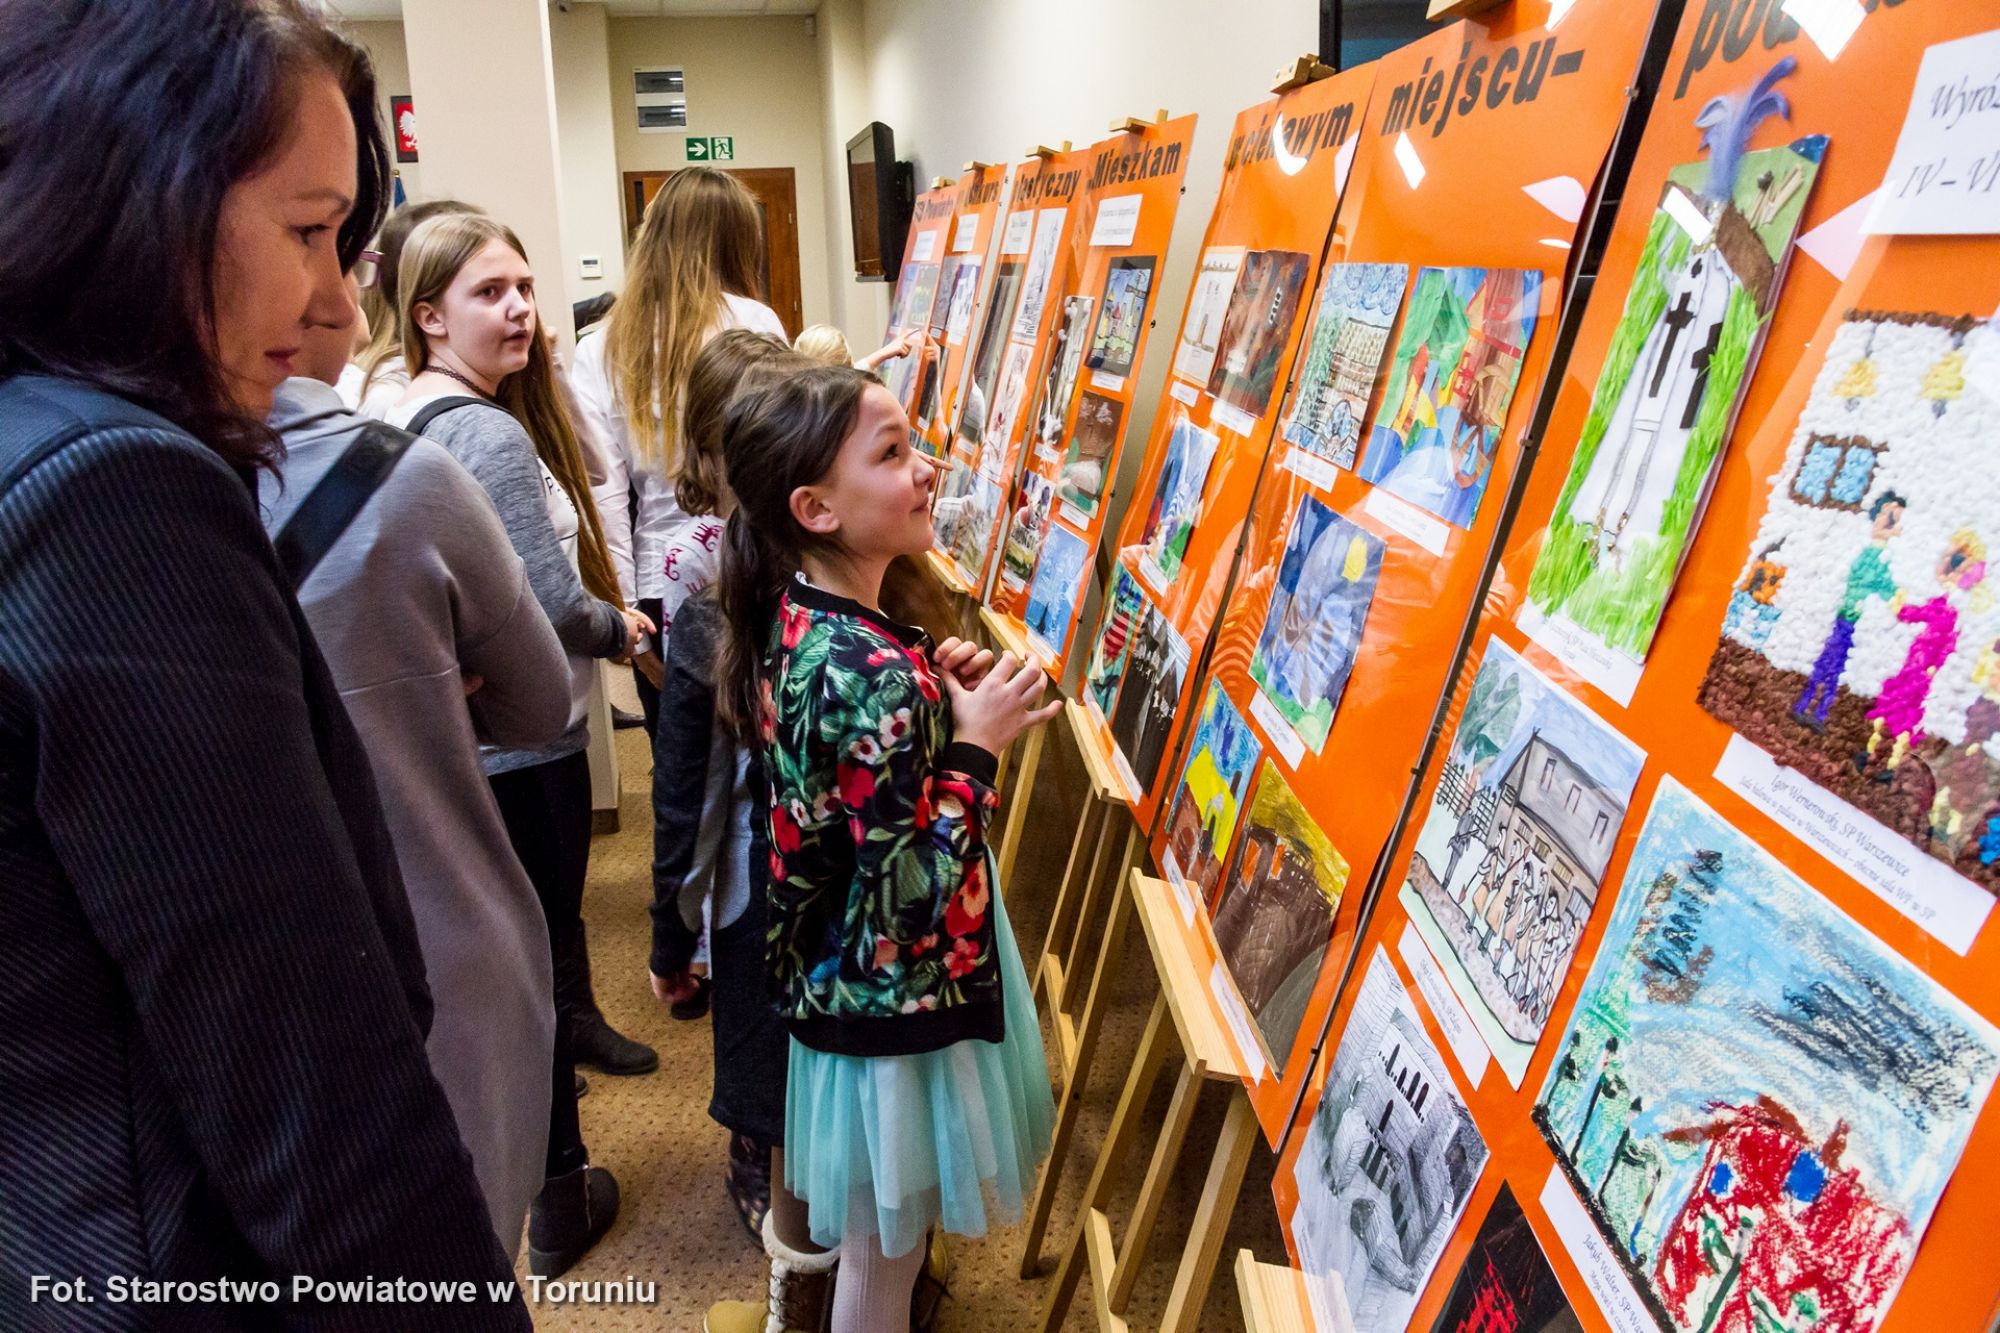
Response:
[569,167,787,731]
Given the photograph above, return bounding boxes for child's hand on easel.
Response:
[933,636,996,689]
[946,652,1064,755]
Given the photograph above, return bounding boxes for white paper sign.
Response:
[1797,188,1880,280]
[1058,500,1093,532]
[951,214,978,253]
[1209,401,1259,438]
[1866,29,2000,236]
[1360,488,1451,557]
[1209,961,1268,1081]
[1089,194,1143,247]
[1516,603,1643,708]
[1090,370,1127,394]
[1169,379,1201,406]
[1282,446,1341,494]
[1001,211,1034,256]
[1539,1168,1656,1333]
[1249,689,1307,770]
[1109,744,1143,806]
[1713,733,1995,953]
[1396,924,1489,1089]
[1162,848,1197,924]
[911,229,940,263]
[1136,554,1170,597]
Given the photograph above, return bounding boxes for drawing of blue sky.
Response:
[1567,779,2000,1226]
[1471,640,1644,797]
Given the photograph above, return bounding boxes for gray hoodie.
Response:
[261,378,565,1255]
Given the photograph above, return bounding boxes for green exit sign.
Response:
[686,136,735,162]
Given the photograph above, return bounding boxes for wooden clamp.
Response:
[1109,108,1170,133]
[1427,0,1507,18]
[961,160,996,174]
[930,175,954,190]
[1025,141,1071,159]
[1271,54,1337,93]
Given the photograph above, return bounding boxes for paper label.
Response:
[911,229,940,263]
[1136,554,1169,597]
[1397,923,1489,1089]
[1539,1168,1656,1333]
[1025,626,1057,664]
[1169,379,1201,406]
[1713,733,1994,954]
[1866,28,2000,236]
[1109,743,1143,805]
[1209,961,1268,1081]
[1090,370,1127,394]
[1249,688,1307,770]
[1282,446,1341,493]
[951,214,978,253]
[1209,401,1259,438]
[1058,500,1093,531]
[1361,488,1451,557]
[1089,194,1143,247]
[1516,603,1643,708]
[1001,211,1034,256]
[1162,848,1197,925]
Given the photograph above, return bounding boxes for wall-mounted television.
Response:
[846,121,914,284]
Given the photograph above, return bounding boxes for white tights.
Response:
[830,1231,927,1333]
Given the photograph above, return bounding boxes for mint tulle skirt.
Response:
[784,880,1056,1258]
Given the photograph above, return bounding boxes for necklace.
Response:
[426,363,494,398]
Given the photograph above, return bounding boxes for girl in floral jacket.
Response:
[714,364,1059,1331]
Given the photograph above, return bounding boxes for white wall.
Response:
[346,19,422,202]
[608,15,833,330]
[550,4,628,299]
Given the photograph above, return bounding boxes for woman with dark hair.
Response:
[0,2,530,1324]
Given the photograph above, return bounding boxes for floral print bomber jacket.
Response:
[760,580,1004,1057]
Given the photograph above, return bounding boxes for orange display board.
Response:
[1275,6,2000,1333]
[1178,0,1654,1150]
[982,115,1199,668]
[915,163,1011,459]
[1061,67,1379,829]
[880,185,959,416]
[926,147,1096,597]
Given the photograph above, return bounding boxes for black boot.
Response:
[528,1164,621,1278]
[560,921,658,1075]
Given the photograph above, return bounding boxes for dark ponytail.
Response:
[716,364,874,736]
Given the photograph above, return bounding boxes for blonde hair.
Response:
[603,167,766,475]
[792,324,853,367]
[676,330,805,516]
[353,198,484,399]
[397,212,624,608]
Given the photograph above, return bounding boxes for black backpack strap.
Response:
[272,420,416,589]
[403,394,486,437]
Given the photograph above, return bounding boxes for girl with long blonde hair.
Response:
[570,166,787,730]
[388,210,655,1279]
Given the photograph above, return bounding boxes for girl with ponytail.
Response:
[705,366,1059,1333]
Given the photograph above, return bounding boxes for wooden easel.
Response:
[1235,1250,1346,1333]
[1017,704,1148,1276]
[979,605,1053,872]
[1034,872,1261,1331]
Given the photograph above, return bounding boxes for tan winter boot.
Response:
[704,1212,837,1333]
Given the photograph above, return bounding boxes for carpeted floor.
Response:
[512,678,1287,1329]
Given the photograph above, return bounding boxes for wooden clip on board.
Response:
[961,160,995,174]
[1271,54,1336,93]
[929,175,954,190]
[1024,141,1071,159]
[1427,0,1507,17]
[1109,108,1169,133]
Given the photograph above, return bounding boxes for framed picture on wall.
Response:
[391,95,418,163]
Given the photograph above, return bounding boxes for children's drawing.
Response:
[1250,498,1385,753]
[929,255,961,338]
[944,256,983,341]
[955,260,1023,449]
[1358,265,1542,529]
[982,341,1035,454]
[1031,296,1094,453]
[1207,249,1311,423]
[930,458,978,555]
[1164,681,1262,906]
[1698,309,2000,897]
[1105,600,1187,793]
[1059,390,1123,515]
[1024,521,1088,651]
[1088,256,1156,379]
[949,472,1000,584]
[1173,246,1245,385]
[1293,945,1489,1333]
[1534,779,1999,1333]
[1282,262,1412,470]
[1137,416,1220,588]
[1213,760,1352,1070]
[1399,640,1646,1088]
[1000,471,1056,590]
[1428,1184,1581,1333]
[1084,567,1145,719]
[1525,58,1825,670]
[892,260,940,336]
[1012,207,1067,343]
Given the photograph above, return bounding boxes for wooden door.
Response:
[622,166,803,338]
